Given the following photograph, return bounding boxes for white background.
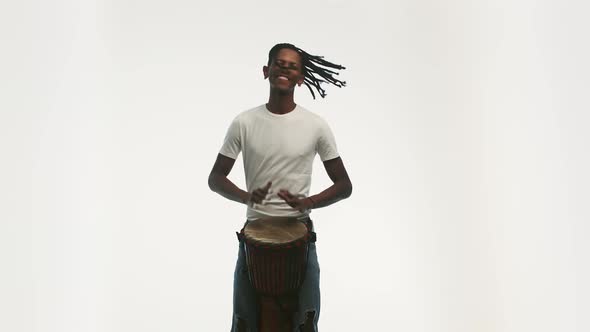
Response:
[1,0,589,331]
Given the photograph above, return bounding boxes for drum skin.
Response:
[240,218,312,296]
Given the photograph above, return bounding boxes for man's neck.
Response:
[266,90,297,115]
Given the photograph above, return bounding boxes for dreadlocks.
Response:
[267,43,347,99]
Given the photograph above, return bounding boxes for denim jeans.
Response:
[231,221,320,332]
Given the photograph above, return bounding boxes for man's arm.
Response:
[208,153,250,204]
[278,156,352,211]
[208,153,270,205]
[309,156,352,209]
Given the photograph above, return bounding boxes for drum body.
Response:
[239,218,313,297]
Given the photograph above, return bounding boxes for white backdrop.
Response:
[1,0,589,331]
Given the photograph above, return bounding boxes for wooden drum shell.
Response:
[240,218,312,297]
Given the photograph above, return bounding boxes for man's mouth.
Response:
[277,75,289,81]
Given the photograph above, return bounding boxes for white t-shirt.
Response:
[219,104,339,220]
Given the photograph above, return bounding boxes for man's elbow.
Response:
[208,173,218,192]
[342,182,353,199]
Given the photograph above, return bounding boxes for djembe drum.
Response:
[237,217,315,331]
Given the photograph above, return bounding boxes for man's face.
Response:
[263,48,305,92]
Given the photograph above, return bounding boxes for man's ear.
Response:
[263,65,269,79]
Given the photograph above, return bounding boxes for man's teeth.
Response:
[278,76,288,80]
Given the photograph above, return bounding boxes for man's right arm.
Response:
[208,153,250,205]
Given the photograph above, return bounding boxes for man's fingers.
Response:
[257,182,272,196]
[251,190,266,203]
[251,183,272,204]
[277,191,291,202]
[277,191,298,209]
[276,189,308,211]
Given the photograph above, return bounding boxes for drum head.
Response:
[243,217,308,245]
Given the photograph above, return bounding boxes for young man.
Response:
[208,43,352,332]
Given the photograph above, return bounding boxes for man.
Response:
[208,43,352,332]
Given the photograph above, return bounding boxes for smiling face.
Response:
[263,48,305,93]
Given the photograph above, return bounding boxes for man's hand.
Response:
[248,181,272,206]
[277,189,313,212]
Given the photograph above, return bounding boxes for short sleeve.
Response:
[317,120,339,162]
[219,117,241,159]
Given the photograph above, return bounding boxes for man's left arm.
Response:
[278,157,352,211]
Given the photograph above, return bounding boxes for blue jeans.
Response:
[231,223,320,332]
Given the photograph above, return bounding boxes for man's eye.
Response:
[275,61,298,70]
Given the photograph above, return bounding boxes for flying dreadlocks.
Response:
[267,43,347,99]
